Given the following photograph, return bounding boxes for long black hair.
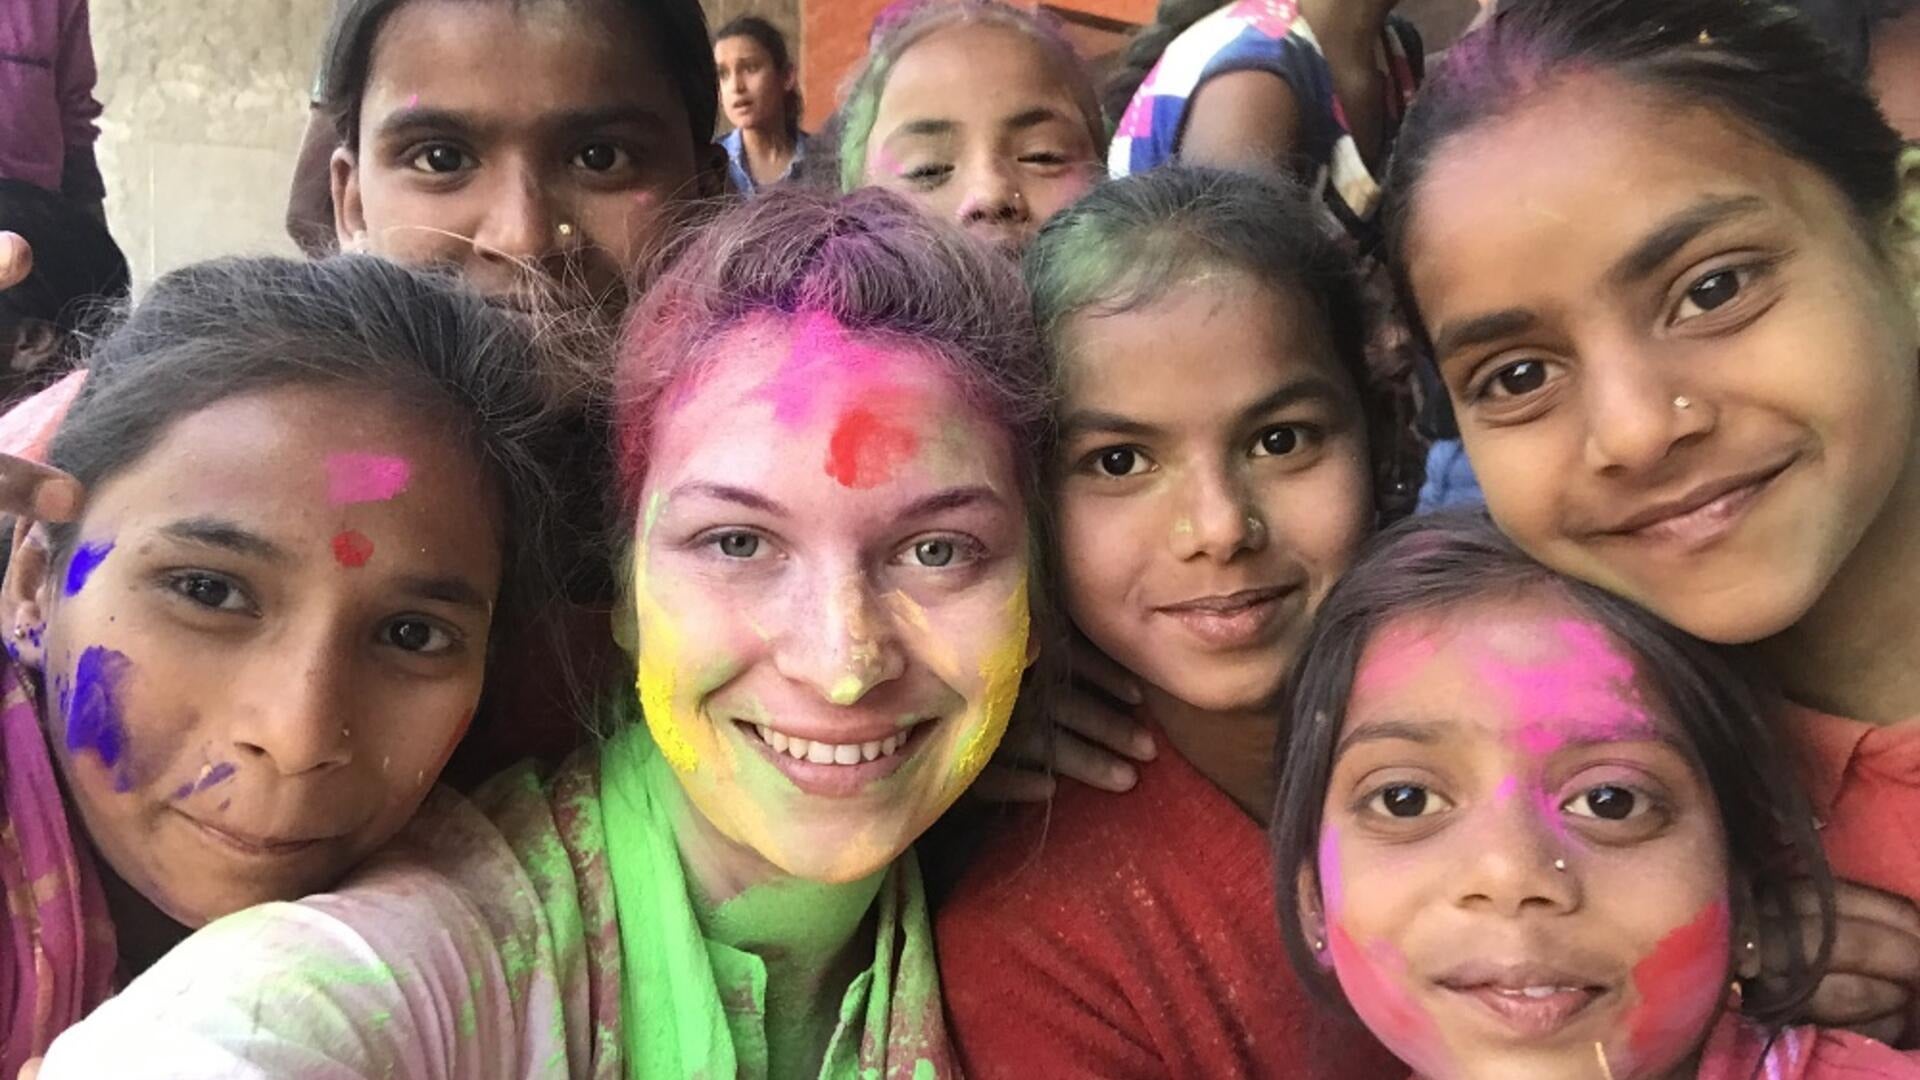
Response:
[715,15,803,141]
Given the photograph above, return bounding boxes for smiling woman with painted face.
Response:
[33,187,1056,1080]
[0,254,570,1077]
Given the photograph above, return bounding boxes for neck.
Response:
[1758,445,1920,725]
[741,124,794,161]
[667,782,884,1074]
[1143,684,1282,821]
[1300,0,1397,50]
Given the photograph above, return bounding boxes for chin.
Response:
[765,824,913,885]
[1632,579,1816,647]
[1153,664,1287,716]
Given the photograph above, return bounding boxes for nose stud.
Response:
[1552,858,1567,872]
[1673,395,1692,410]
[556,223,575,239]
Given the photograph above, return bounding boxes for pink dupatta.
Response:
[1,662,115,1077]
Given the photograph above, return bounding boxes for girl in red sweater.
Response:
[1273,511,1920,1080]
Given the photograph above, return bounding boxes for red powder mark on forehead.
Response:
[825,406,920,489]
[1626,900,1731,1066]
[332,530,376,569]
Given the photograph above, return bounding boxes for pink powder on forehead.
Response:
[325,453,412,506]
[760,311,905,428]
[1477,618,1654,756]
[1354,622,1441,699]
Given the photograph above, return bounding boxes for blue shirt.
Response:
[719,127,809,196]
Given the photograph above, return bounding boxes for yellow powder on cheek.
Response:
[951,579,1031,781]
[635,594,700,773]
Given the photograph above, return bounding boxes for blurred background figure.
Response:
[715,15,809,195]
[0,0,107,224]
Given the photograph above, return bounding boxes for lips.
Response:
[1595,456,1796,551]
[1154,585,1297,649]
[1435,961,1610,1038]
[737,718,933,798]
[180,812,343,860]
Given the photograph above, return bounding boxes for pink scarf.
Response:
[1,662,115,1078]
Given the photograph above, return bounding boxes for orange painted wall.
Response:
[799,0,1153,130]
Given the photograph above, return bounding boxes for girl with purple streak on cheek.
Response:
[1274,510,1920,1080]
[0,254,575,1079]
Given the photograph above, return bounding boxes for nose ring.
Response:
[1673,396,1692,410]
[557,223,575,238]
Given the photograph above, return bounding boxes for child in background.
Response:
[0,254,571,1077]
[1274,511,1920,1079]
[1110,0,1429,514]
[0,180,125,408]
[1383,0,1920,1041]
[937,167,1409,1078]
[715,16,809,195]
[831,0,1107,255]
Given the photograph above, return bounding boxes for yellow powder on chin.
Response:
[952,579,1031,780]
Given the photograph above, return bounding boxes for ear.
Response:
[331,145,369,253]
[611,549,640,659]
[782,68,797,94]
[1889,146,1920,330]
[1295,863,1335,970]
[3,518,56,671]
[7,320,59,374]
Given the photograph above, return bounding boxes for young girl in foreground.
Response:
[35,187,1057,1079]
[0,254,569,1077]
[1274,511,1920,1079]
[832,0,1107,255]
[937,167,1406,1076]
[1382,0,1920,1020]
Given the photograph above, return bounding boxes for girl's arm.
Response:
[1179,71,1306,178]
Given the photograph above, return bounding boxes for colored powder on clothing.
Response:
[1625,900,1731,1066]
[325,453,412,506]
[65,646,133,790]
[64,540,114,596]
[951,580,1030,780]
[824,405,920,489]
[331,530,376,568]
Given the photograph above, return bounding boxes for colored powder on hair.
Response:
[64,540,114,597]
[325,453,412,506]
[1625,900,1731,1065]
[65,646,134,790]
[824,405,921,489]
[331,530,376,568]
[951,579,1031,780]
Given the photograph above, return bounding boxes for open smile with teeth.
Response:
[750,723,912,766]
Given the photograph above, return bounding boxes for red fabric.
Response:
[0,368,83,462]
[935,733,1400,1079]
[1693,1010,1920,1079]
[1789,707,1920,905]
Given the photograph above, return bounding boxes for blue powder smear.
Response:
[170,762,236,801]
[65,646,133,790]
[64,540,114,597]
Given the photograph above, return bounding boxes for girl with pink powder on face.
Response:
[1274,511,1920,1080]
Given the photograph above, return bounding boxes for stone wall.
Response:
[92,0,332,287]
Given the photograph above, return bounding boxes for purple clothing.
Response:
[0,0,103,199]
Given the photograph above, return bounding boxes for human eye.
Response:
[164,571,255,615]
[406,142,474,175]
[1249,424,1316,459]
[381,616,461,656]
[1078,445,1155,479]
[899,161,952,187]
[1468,356,1560,404]
[572,142,632,174]
[1562,783,1648,820]
[1363,782,1454,819]
[892,534,984,570]
[706,529,769,560]
[1669,260,1776,327]
[1018,148,1070,168]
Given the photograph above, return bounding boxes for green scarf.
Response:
[597,727,955,1079]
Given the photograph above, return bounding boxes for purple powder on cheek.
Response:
[64,540,114,597]
[65,646,134,791]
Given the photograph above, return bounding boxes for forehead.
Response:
[715,34,773,63]
[84,384,496,527]
[1061,272,1350,416]
[363,0,684,125]
[1350,591,1661,741]
[647,315,1017,488]
[874,23,1085,131]
[1406,75,1851,311]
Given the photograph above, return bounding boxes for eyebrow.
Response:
[668,482,790,516]
[1003,106,1074,132]
[898,484,1004,518]
[1606,195,1769,288]
[375,104,665,142]
[1059,376,1347,440]
[1333,717,1693,762]
[887,118,956,141]
[392,574,493,614]
[1429,308,1538,364]
[158,517,290,563]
